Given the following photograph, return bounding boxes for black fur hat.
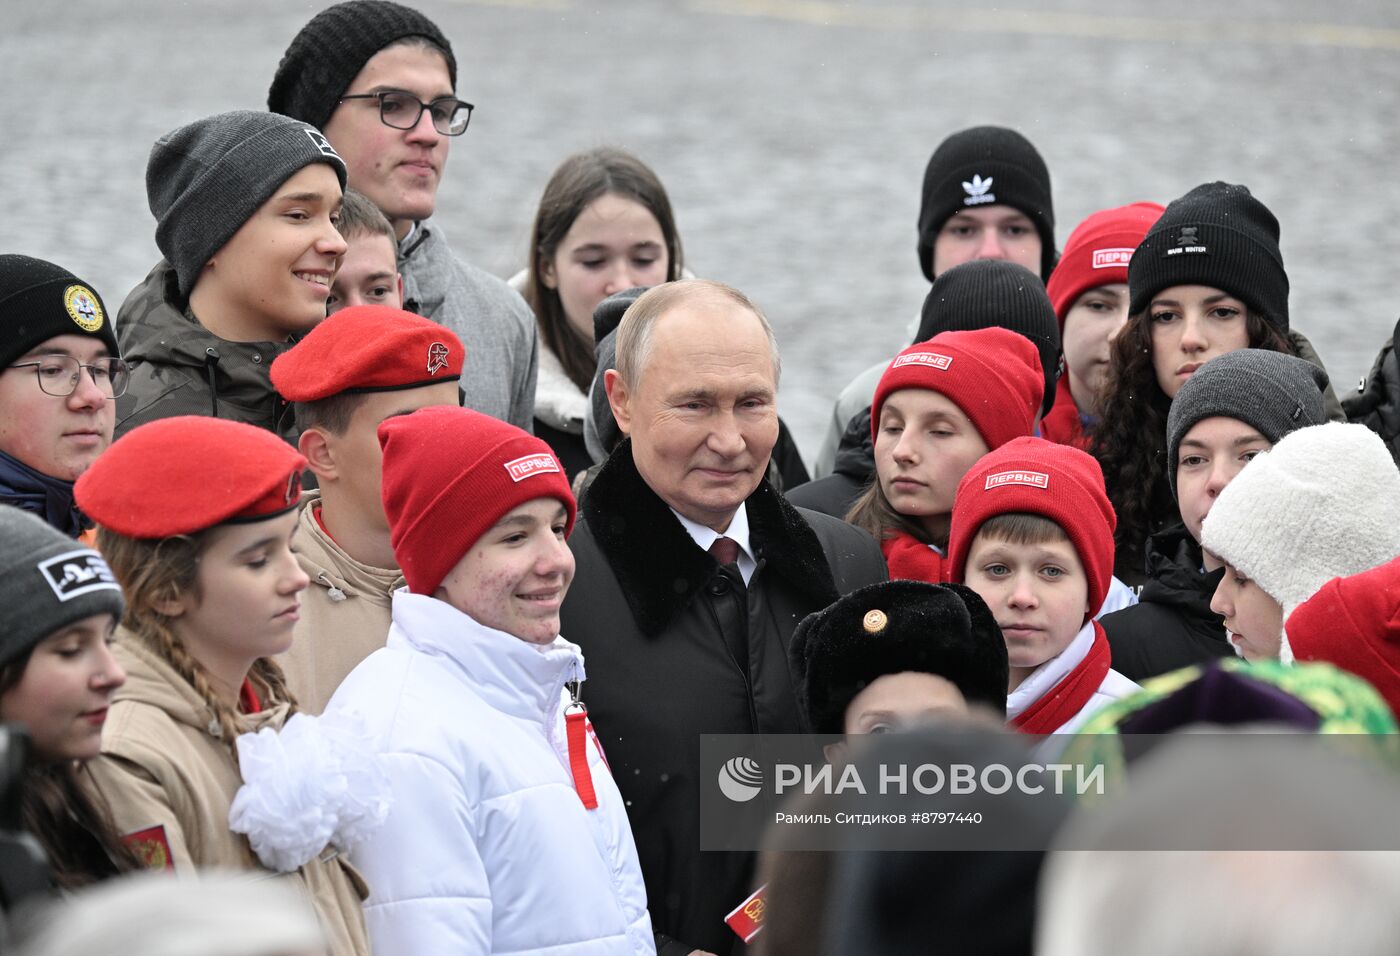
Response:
[791,580,1009,734]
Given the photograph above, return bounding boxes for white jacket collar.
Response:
[387,589,585,721]
[534,344,589,431]
[1006,619,1096,720]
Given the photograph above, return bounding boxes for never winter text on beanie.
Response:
[791,580,1009,733]
[1128,181,1289,332]
[147,110,348,297]
[379,406,576,595]
[913,259,1060,416]
[872,327,1043,452]
[75,417,307,538]
[0,505,124,669]
[1200,422,1400,617]
[916,126,1056,282]
[1165,348,1329,497]
[947,437,1117,620]
[0,254,119,371]
[268,0,457,132]
[1045,202,1164,323]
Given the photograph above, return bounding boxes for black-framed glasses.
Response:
[338,91,474,136]
[7,355,130,398]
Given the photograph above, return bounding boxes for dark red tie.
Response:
[709,536,741,567]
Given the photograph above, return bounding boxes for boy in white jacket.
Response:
[947,438,1138,735]
[326,405,655,955]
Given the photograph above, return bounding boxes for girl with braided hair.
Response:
[73,416,371,956]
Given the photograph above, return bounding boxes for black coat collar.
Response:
[583,439,839,636]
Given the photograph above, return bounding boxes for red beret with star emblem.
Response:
[270,305,465,402]
[75,417,307,538]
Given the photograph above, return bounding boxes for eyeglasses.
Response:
[338,91,474,136]
[7,355,130,398]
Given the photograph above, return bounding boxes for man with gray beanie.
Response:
[1100,348,1329,680]
[268,0,539,431]
[116,109,348,443]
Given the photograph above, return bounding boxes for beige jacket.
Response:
[87,635,371,956]
[279,493,401,714]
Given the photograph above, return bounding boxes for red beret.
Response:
[75,417,307,538]
[871,327,1044,452]
[947,437,1117,621]
[1045,202,1164,323]
[270,305,465,402]
[379,407,576,595]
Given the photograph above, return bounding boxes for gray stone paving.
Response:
[4,0,1399,456]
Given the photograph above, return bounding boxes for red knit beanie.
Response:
[1285,556,1400,717]
[871,327,1044,450]
[946,437,1117,619]
[1045,202,1164,323]
[378,406,577,595]
[75,417,306,538]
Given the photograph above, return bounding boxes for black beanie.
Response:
[1164,348,1329,498]
[1128,181,1289,332]
[0,255,119,371]
[916,126,1056,282]
[268,0,458,132]
[790,580,1009,734]
[914,259,1060,416]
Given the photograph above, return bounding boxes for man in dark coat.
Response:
[561,279,887,956]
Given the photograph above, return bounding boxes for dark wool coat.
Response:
[1101,523,1234,682]
[560,441,886,956]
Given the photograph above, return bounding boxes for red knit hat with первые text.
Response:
[74,417,306,538]
[378,406,576,595]
[1045,202,1164,324]
[946,437,1117,621]
[871,327,1044,452]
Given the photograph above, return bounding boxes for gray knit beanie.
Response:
[0,505,124,669]
[1165,349,1330,497]
[147,110,349,296]
[1201,423,1400,619]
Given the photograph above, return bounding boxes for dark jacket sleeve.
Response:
[797,508,888,593]
[1342,322,1400,465]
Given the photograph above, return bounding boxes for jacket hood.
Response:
[534,343,588,433]
[116,261,300,418]
[1139,523,1225,623]
[112,629,288,735]
[832,404,876,483]
[293,493,403,604]
[388,589,584,723]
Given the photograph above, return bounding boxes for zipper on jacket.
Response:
[203,347,221,417]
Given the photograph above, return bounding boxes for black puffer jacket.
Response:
[1343,316,1400,465]
[114,262,297,442]
[1100,523,1233,682]
[784,405,873,519]
[559,441,886,955]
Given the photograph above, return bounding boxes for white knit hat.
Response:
[1201,422,1400,631]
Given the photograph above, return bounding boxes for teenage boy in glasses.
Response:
[0,254,124,539]
[269,0,540,432]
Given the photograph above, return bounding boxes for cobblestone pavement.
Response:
[5,0,1399,456]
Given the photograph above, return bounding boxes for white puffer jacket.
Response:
[327,590,655,956]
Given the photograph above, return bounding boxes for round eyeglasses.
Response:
[7,355,130,398]
[338,90,474,136]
